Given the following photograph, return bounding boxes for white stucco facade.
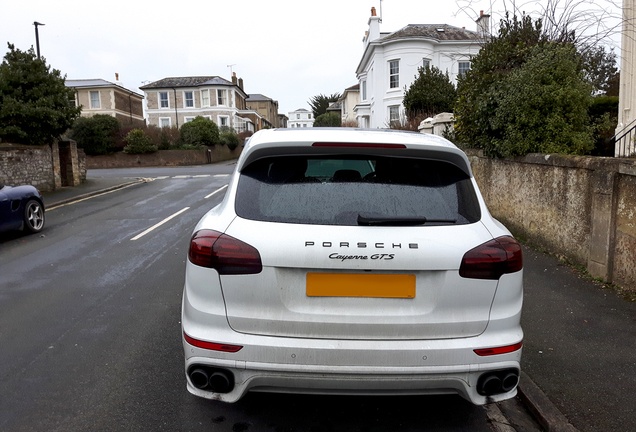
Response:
[355,11,485,129]
[616,0,636,156]
[288,108,314,128]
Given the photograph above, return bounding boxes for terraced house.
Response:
[141,74,258,132]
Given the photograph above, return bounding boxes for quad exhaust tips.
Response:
[188,366,234,393]
[477,369,519,396]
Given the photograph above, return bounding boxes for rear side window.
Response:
[236,156,481,226]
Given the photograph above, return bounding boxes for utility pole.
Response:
[33,22,45,58]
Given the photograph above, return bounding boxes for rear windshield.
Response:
[235,155,481,226]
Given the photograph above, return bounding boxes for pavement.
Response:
[39,177,636,432]
[41,177,144,208]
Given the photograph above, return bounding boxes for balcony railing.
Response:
[613,118,636,157]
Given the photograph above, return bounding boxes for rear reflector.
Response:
[459,236,522,280]
[189,229,262,274]
[183,333,243,352]
[474,341,523,356]
[312,142,407,149]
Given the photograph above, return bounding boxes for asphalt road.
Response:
[0,165,539,432]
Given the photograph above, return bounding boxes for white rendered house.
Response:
[355,8,488,128]
[288,108,314,128]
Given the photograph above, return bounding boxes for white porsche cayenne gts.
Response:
[182,128,523,405]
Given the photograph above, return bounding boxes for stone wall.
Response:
[0,144,56,190]
[0,141,86,191]
[466,150,636,291]
[86,145,242,169]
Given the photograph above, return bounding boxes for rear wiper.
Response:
[357,215,457,226]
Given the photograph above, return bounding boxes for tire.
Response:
[23,199,45,233]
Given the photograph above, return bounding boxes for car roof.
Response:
[238,128,473,176]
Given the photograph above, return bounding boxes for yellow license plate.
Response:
[306,273,415,298]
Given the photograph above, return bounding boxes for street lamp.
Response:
[33,21,45,58]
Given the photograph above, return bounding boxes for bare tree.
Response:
[454,0,623,51]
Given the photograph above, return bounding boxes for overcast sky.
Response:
[1,0,622,117]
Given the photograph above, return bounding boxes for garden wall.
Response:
[466,150,636,291]
[0,141,85,191]
[86,145,242,169]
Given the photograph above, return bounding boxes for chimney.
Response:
[476,10,490,36]
[238,77,244,90]
[115,73,119,81]
[366,6,381,44]
[232,72,237,85]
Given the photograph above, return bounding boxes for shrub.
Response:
[123,129,157,154]
[455,14,594,157]
[238,131,253,146]
[180,116,219,146]
[589,96,618,156]
[313,112,341,127]
[145,125,181,149]
[70,114,121,155]
[488,43,593,157]
[220,131,240,150]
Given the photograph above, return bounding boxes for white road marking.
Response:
[205,185,228,199]
[193,175,211,178]
[155,176,169,179]
[173,175,190,178]
[130,207,190,241]
[213,174,229,177]
[48,183,139,211]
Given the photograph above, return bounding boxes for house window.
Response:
[201,89,210,107]
[218,115,229,127]
[90,91,100,109]
[459,61,471,76]
[184,116,195,123]
[422,59,431,69]
[362,80,367,100]
[159,117,171,128]
[217,89,227,106]
[389,60,399,88]
[308,114,312,119]
[297,114,300,119]
[303,124,307,127]
[184,91,194,108]
[389,105,400,123]
[159,92,169,108]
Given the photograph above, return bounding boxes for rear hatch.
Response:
[221,220,498,340]
[217,153,498,341]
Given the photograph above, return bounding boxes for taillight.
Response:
[189,229,262,274]
[459,236,522,280]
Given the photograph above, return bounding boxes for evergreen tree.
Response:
[0,43,81,145]
[308,93,341,118]
[403,66,456,120]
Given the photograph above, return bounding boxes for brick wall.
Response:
[86,146,243,169]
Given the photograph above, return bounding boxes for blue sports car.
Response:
[0,183,45,234]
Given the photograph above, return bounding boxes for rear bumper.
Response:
[184,355,520,404]
[182,311,522,404]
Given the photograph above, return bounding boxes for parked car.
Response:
[0,183,45,234]
[182,128,523,405]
